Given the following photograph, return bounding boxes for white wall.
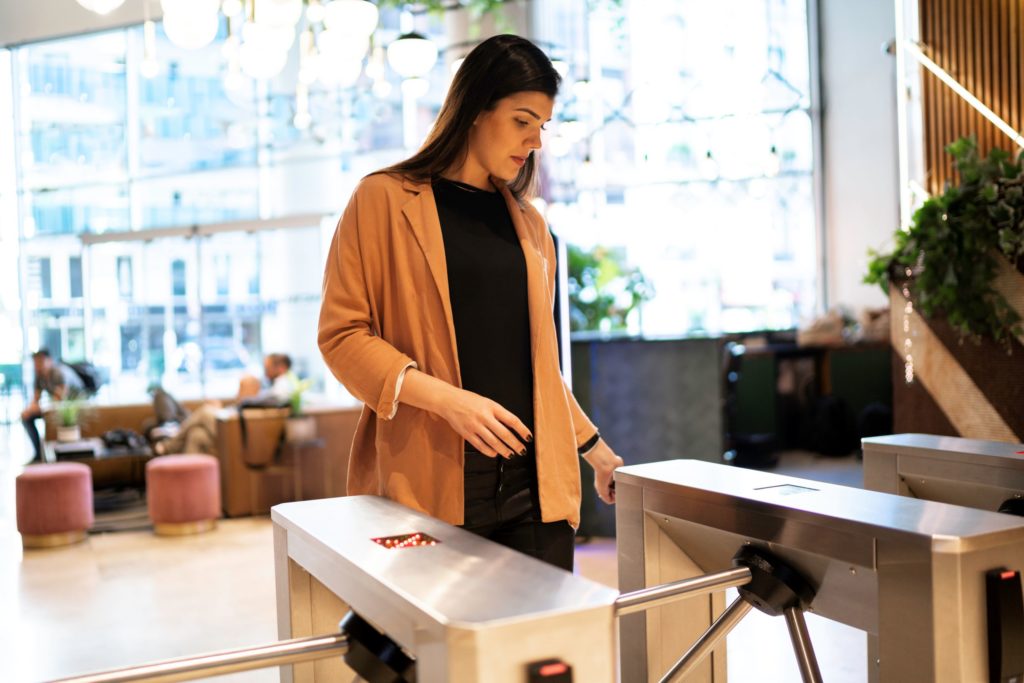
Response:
[819,0,900,313]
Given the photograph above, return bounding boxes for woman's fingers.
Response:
[496,406,533,445]
[477,427,515,458]
[446,389,532,458]
[465,434,497,457]
[487,416,528,456]
[595,470,614,504]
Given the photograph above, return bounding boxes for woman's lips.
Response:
[511,156,526,167]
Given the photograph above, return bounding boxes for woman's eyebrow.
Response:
[514,107,551,123]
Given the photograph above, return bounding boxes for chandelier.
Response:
[74,0,440,89]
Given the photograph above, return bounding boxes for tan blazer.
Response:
[318,173,598,527]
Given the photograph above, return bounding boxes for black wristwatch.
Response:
[578,431,601,456]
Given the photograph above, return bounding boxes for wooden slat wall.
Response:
[920,0,1024,194]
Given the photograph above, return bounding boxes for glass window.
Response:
[83,221,328,401]
[117,255,133,299]
[28,257,52,300]
[214,254,229,297]
[87,237,201,400]
[69,256,83,298]
[14,31,128,240]
[171,259,186,297]
[535,0,818,336]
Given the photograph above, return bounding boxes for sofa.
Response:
[42,399,360,517]
[43,399,211,442]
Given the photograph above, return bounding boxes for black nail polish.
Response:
[525,434,533,443]
[518,449,526,457]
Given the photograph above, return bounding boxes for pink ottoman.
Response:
[16,462,94,548]
[146,454,221,536]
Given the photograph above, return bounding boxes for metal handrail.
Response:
[614,566,752,617]
[47,632,349,683]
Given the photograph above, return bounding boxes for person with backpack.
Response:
[20,348,86,463]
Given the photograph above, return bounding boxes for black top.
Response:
[432,177,534,436]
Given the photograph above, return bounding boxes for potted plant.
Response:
[567,244,654,333]
[864,136,1024,347]
[284,378,316,443]
[52,398,89,442]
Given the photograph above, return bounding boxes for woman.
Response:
[318,34,623,571]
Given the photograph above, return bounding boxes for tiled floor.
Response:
[1,417,867,682]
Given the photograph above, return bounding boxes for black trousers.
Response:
[22,409,44,461]
[461,446,575,572]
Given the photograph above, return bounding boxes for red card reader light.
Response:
[371,532,440,549]
[539,663,569,676]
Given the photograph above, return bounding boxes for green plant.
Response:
[289,378,314,416]
[864,136,1024,346]
[567,244,653,332]
[53,399,89,427]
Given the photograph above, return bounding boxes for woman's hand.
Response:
[398,369,531,458]
[582,439,624,504]
[439,387,532,458]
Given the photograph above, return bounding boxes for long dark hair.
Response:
[380,34,561,198]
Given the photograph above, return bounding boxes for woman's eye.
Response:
[515,119,529,127]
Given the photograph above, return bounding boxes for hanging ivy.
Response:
[864,136,1024,347]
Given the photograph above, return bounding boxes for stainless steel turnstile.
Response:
[862,432,1024,683]
[863,433,1024,509]
[616,459,1024,682]
[272,495,620,682]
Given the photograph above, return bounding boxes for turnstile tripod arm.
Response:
[659,595,753,683]
[46,632,350,683]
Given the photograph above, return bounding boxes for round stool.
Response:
[146,454,221,536]
[16,462,94,549]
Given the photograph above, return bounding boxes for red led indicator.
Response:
[539,663,569,677]
[1001,570,1017,580]
[371,532,441,550]
[1016,451,1024,455]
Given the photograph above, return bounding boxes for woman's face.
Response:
[466,91,554,183]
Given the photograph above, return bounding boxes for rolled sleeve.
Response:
[382,359,418,420]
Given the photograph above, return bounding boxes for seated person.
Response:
[21,349,86,463]
[155,353,299,456]
[236,353,299,404]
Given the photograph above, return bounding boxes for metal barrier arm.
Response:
[47,632,350,683]
[614,566,753,616]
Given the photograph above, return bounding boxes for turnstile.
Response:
[862,433,1024,510]
[616,459,1024,682]
[862,432,1024,683]
[47,457,1024,683]
[272,495,620,682]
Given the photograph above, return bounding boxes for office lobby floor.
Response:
[1,419,866,682]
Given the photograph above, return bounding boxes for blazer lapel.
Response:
[400,177,461,375]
